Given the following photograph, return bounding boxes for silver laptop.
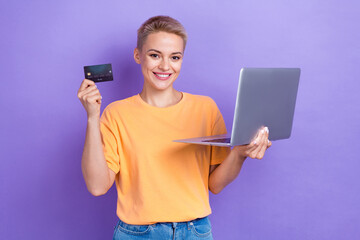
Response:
[173,68,301,147]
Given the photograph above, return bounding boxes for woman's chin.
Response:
[148,81,174,91]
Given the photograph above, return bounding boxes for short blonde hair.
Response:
[137,16,187,51]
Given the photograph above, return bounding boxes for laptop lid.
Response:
[230,68,300,145]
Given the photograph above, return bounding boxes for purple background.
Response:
[1,0,359,239]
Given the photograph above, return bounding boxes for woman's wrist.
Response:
[87,115,100,124]
[231,146,247,162]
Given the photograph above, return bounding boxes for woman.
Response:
[77,16,271,240]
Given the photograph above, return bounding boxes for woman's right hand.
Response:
[77,79,102,119]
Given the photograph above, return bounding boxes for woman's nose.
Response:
[159,59,170,71]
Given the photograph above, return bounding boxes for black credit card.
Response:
[84,63,113,82]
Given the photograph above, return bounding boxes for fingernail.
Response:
[261,129,265,134]
[253,141,257,145]
[265,127,269,133]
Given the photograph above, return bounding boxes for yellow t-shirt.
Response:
[100,92,231,224]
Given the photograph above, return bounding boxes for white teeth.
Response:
[155,73,171,77]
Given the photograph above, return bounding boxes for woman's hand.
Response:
[232,126,272,160]
[77,79,102,119]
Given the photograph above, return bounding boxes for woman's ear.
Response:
[134,48,141,64]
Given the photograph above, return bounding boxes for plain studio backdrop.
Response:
[1,0,359,239]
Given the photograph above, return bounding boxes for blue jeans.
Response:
[113,216,213,240]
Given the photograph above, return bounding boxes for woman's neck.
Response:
[139,86,183,108]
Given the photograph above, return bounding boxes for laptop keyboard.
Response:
[202,138,231,143]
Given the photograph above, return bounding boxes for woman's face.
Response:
[134,31,184,92]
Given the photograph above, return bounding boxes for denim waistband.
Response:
[151,216,208,229]
[117,216,209,229]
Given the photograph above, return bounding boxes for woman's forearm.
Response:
[209,127,271,194]
[208,148,246,194]
[81,117,111,196]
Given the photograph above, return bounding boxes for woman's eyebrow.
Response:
[147,49,161,53]
[147,49,183,55]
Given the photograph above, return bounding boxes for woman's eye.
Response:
[150,53,159,58]
[172,56,181,60]
[150,54,159,58]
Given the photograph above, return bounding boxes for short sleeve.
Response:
[210,101,231,165]
[99,106,121,174]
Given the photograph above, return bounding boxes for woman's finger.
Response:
[81,92,100,105]
[243,142,257,158]
[246,130,262,156]
[78,84,98,99]
[83,89,100,100]
[256,130,269,159]
[78,79,95,93]
[248,127,266,158]
[87,94,102,104]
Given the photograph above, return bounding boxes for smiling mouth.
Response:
[153,72,172,80]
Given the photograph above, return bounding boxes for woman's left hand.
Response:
[232,126,272,160]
